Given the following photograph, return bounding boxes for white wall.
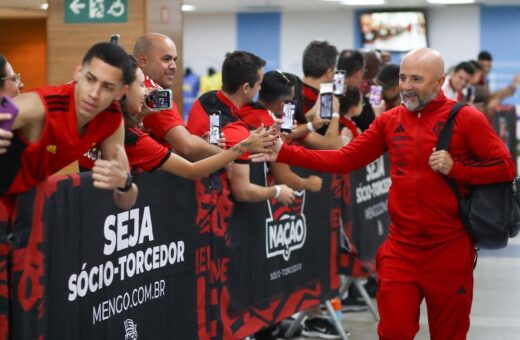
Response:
[280,10,355,77]
[183,13,236,76]
[183,6,480,77]
[428,5,480,70]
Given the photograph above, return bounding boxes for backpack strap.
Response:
[436,102,466,151]
[437,102,467,200]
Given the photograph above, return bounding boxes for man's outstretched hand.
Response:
[249,138,283,163]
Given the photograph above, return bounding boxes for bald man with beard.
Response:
[251,48,515,340]
[133,33,221,161]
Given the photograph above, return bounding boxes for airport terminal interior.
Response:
[1,0,520,339]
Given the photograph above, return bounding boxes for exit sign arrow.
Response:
[69,0,86,15]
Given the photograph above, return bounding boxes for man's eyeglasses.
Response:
[1,73,22,87]
[276,69,290,85]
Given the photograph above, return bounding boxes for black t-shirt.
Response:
[351,96,376,131]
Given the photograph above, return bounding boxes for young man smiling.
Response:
[0,42,138,210]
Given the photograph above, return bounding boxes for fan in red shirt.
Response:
[239,70,322,193]
[337,50,381,130]
[79,56,276,178]
[285,41,344,151]
[133,33,221,161]
[0,42,138,210]
[338,85,363,143]
[252,48,516,340]
[188,51,296,205]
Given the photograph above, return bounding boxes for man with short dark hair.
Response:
[134,33,221,161]
[239,70,322,194]
[188,52,296,206]
[442,61,475,101]
[0,42,138,210]
[337,50,377,130]
[287,40,343,151]
[468,60,483,86]
[299,40,338,115]
[477,51,493,82]
[477,50,520,105]
[187,51,266,136]
[376,64,401,109]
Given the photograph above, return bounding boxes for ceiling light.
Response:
[341,0,385,5]
[40,3,48,10]
[427,0,474,4]
[181,4,196,12]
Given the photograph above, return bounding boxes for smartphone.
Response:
[369,85,383,106]
[145,89,172,110]
[320,83,333,119]
[110,34,120,45]
[281,100,295,133]
[209,110,221,145]
[333,70,346,96]
[0,96,19,131]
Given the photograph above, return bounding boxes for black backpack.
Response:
[437,102,520,249]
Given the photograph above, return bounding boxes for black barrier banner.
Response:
[337,155,391,278]
[492,105,517,160]
[349,155,391,262]
[195,163,340,339]
[8,172,199,340]
[0,196,15,340]
[5,163,348,339]
[227,163,335,307]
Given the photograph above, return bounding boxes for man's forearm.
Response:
[188,135,222,161]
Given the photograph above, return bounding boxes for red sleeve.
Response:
[186,100,210,137]
[261,112,275,128]
[448,106,515,184]
[142,101,186,142]
[277,115,388,173]
[126,129,171,172]
[223,122,250,163]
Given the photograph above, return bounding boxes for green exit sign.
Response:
[65,0,128,23]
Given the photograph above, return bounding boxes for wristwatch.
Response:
[117,173,133,193]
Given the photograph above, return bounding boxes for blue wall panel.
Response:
[480,6,520,105]
[237,12,281,71]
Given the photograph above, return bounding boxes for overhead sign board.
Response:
[65,0,128,23]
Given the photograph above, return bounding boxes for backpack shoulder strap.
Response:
[436,102,466,151]
[437,102,466,199]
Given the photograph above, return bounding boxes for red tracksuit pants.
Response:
[376,234,475,340]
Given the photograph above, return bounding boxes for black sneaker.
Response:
[301,316,347,339]
[276,317,302,338]
[252,325,278,340]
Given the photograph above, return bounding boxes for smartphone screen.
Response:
[369,85,383,106]
[320,93,333,119]
[333,70,346,96]
[281,100,295,133]
[0,96,19,131]
[145,89,172,110]
[320,83,333,119]
[209,111,221,145]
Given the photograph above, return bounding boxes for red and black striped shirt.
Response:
[0,83,122,195]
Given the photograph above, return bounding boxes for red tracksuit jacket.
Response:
[278,92,515,247]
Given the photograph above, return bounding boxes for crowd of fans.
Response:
[0,34,518,340]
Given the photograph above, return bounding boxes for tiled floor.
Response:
[293,237,520,340]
